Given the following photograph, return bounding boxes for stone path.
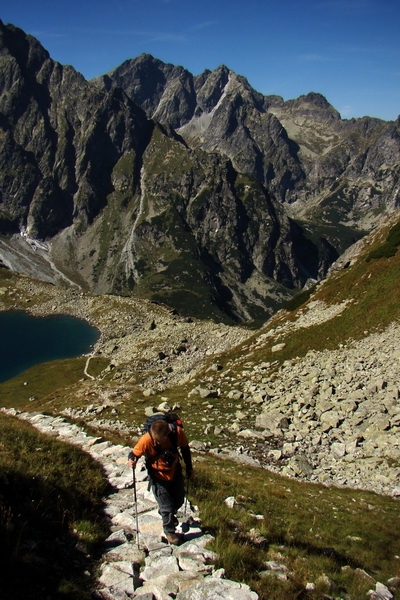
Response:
[1,408,258,600]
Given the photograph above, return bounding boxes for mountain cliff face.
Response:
[0,23,152,239]
[0,23,399,323]
[96,54,400,233]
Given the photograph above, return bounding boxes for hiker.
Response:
[128,418,193,545]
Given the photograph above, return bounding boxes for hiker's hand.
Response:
[128,451,137,469]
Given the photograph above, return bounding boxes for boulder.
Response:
[367,582,394,600]
[237,429,265,440]
[199,388,219,399]
[287,455,314,476]
[255,410,289,430]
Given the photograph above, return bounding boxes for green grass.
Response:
[0,411,109,600]
[366,221,400,261]
[190,455,400,600]
[0,357,90,410]
[85,356,110,378]
[283,284,317,312]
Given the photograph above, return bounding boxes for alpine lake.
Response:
[0,310,100,383]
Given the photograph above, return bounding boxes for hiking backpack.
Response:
[143,412,184,469]
[143,412,183,438]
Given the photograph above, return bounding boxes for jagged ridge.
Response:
[95,53,400,233]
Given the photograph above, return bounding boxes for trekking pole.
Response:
[132,467,140,549]
[181,475,190,533]
[184,476,190,517]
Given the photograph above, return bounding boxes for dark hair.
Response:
[149,420,170,440]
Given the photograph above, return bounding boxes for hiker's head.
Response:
[150,419,170,441]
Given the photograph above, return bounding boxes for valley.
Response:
[1,209,399,498]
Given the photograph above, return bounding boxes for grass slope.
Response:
[191,455,400,600]
[0,412,109,600]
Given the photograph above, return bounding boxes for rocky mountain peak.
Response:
[194,64,230,113]
[94,53,196,128]
[283,91,340,120]
[0,20,50,72]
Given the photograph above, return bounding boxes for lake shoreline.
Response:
[0,309,100,383]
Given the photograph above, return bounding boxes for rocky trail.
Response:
[1,408,259,600]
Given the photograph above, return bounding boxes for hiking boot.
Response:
[173,516,179,527]
[165,532,180,546]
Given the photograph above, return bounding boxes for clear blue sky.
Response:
[2,0,399,121]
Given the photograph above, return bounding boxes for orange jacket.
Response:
[132,427,190,481]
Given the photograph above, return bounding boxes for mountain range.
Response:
[0,21,399,322]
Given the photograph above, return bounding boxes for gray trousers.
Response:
[150,469,185,534]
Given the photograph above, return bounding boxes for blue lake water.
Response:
[0,310,100,383]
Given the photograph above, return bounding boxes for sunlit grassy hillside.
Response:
[191,454,400,600]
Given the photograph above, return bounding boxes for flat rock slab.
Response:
[103,543,145,563]
[99,562,135,596]
[133,583,171,600]
[111,511,138,531]
[139,532,166,552]
[109,473,137,489]
[104,529,131,547]
[176,577,259,600]
[178,556,212,573]
[140,556,180,581]
[140,522,164,536]
[136,571,206,598]
[95,587,132,600]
